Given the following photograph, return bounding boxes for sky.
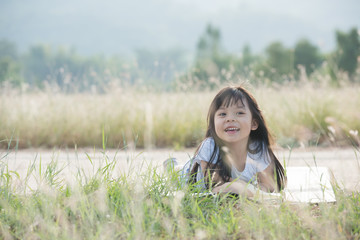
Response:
[0,0,359,56]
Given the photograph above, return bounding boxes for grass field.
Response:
[1,81,360,239]
[0,149,359,239]
[1,82,359,150]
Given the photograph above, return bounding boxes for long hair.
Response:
[190,85,286,191]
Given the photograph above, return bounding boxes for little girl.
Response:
[181,85,286,197]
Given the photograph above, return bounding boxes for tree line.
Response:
[0,25,359,92]
[178,25,359,90]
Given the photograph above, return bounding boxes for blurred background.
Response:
[0,0,359,149]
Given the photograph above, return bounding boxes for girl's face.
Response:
[214,99,258,146]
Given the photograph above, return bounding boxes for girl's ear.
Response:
[251,120,259,130]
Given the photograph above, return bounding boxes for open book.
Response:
[250,166,336,203]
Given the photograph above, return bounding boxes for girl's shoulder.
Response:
[194,137,219,163]
[202,137,215,146]
[198,137,217,154]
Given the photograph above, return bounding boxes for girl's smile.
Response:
[224,127,240,133]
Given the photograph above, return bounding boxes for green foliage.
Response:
[0,57,23,86]
[191,23,230,89]
[22,45,122,92]
[0,40,189,92]
[294,39,323,76]
[264,41,293,79]
[0,40,23,86]
[1,26,360,91]
[23,45,52,87]
[0,39,18,60]
[179,25,360,88]
[335,27,360,78]
[135,48,189,89]
[178,24,252,90]
[196,24,222,60]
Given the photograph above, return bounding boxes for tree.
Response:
[335,28,360,77]
[0,39,18,60]
[23,45,53,87]
[196,24,222,61]
[242,44,254,67]
[0,40,22,86]
[135,48,188,89]
[188,23,238,89]
[294,39,322,76]
[265,42,293,76]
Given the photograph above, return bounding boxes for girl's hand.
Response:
[212,180,282,202]
[211,181,255,197]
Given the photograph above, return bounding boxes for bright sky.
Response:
[0,0,359,55]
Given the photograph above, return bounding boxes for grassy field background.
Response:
[1,81,360,239]
[1,82,359,150]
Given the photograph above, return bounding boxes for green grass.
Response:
[1,83,359,150]
[0,148,359,239]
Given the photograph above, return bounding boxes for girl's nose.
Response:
[226,116,235,122]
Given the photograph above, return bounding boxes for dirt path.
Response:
[1,147,359,191]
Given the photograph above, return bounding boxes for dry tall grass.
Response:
[1,83,359,149]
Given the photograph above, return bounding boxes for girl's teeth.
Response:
[226,128,238,131]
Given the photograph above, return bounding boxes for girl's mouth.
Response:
[225,127,240,132]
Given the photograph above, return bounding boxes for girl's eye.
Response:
[236,112,245,115]
[218,112,226,117]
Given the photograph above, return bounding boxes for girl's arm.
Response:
[198,160,255,197]
[200,160,280,200]
[198,160,223,184]
[257,163,278,192]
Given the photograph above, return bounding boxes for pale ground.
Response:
[1,147,359,192]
